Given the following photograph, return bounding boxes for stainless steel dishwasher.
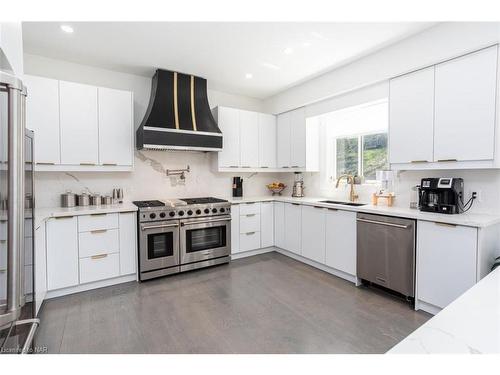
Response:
[356,213,416,299]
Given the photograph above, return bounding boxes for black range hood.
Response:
[136,69,222,151]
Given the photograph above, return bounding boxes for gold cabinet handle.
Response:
[91,254,108,260]
[437,159,458,162]
[410,160,429,163]
[55,216,74,219]
[90,213,107,217]
[90,229,107,234]
[245,232,256,235]
[36,162,55,165]
[80,162,96,166]
[102,163,117,166]
[434,222,457,228]
[246,214,256,217]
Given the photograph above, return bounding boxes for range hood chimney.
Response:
[136,69,222,151]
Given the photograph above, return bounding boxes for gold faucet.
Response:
[335,174,359,202]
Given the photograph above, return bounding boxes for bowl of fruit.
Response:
[266,182,286,196]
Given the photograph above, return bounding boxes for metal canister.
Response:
[61,192,77,207]
[77,193,90,206]
[101,196,113,205]
[90,194,101,206]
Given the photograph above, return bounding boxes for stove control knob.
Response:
[212,208,218,214]
[169,211,175,217]
[159,212,166,218]
[149,213,156,219]
[187,210,193,216]
[196,209,202,215]
[178,210,185,216]
[204,208,210,214]
[220,208,225,213]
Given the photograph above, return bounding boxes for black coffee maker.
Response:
[418,178,464,214]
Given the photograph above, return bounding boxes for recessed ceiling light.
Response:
[245,73,253,79]
[60,25,74,33]
[283,47,293,55]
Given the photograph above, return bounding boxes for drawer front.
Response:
[239,231,261,252]
[79,229,120,258]
[240,214,261,234]
[79,253,120,284]
[78,213,119,232]
[239,202,261,216]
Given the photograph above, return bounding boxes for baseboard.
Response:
[415,299,440,315]
[46,274,137,299]
[231,247,275,260]
[274,247,358,284]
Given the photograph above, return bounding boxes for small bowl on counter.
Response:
[266,183,286,196]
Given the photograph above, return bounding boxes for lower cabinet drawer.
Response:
[79,229,119,258]
[239,231,261,252]
[79,253,120,284]
[78,213,119,232]
[240,214,261,233]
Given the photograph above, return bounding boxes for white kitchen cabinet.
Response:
[389,67,435,164]
[417,221,477,310]
[46,217,79,290]
[79,253,120,284]
[284,203,302,255]
[59,81,99,165]
[34,222,47,315]
[239,110,259,168]
[290,107,306,168]
[231,204,240,254]
[258,113,276,168]
[216,106,240,168]
[301,206,326,263]
[274,202,285,249]
[98,87,133,166]
[260,201,274,248]
[433,46,498,162]
[239,231,261,252]
[119,212,137,275]
[240,214,261,233]
[276,112,291,168]
[24,75,61,165]
[325,209,357,276]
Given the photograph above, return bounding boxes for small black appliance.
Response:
[232,177,243,197]
[418,177,464,214]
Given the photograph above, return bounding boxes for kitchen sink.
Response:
[319,200,367,207]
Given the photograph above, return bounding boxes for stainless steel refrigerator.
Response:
[0,70,38,354]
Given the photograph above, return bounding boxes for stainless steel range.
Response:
[133,198,231,281]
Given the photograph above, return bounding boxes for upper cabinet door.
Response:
[389,67,435,164]
[239,110,259,168]
[434,46,498,162]
[276,112,291,168]
[59,81,99,165]
[24,75,61,165]
[258,113,277,168]
[98,87,133,166]
[218,107,240,167]
[290,107,306,168]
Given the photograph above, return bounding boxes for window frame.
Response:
[333,130,388,183]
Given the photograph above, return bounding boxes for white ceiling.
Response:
[22,22,435,99]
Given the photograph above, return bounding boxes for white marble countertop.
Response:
[228,196,500,228]
[388,267,500,354]
[34,203,138,229]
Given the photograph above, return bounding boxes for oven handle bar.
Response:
[181,216,231,226]
[141,223,179,231]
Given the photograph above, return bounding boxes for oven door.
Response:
[139,220,180,272]
[180,215,231,264]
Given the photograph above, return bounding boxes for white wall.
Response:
[264,22,500,114]
[23,54,284,207]
[0,22,24,76]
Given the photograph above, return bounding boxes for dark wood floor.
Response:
[34,252,430,354]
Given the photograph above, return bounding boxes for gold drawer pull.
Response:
[90,213,107,217]
[437,159,458,163]
[36,162,55,165]
[91,254,108,260]
[246,214,256,217]
[410,160,428,163]
[80,162,96,166]
[55,216,74,219]
[0,269,6,273]
[91,229,107,234]
[434,222,457,228]
[246,232,256,235]
[102,163,117,166]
